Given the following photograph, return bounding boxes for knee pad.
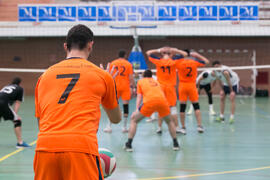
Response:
[180,104,186,113]
[170,106,177,115]
[192,103,200,110]
[123,104,129,115]
[13,120,22,128]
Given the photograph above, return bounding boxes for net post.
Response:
[251,50,257,97]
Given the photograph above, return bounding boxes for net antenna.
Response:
[251,50,257,97]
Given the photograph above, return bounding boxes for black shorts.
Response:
[223,85,238,95]
[0,100,16,121]
[199,84,211,93]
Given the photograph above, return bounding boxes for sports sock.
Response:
[123,117,128,128]
[209,104,213,110]
[220,114,224,118]
[173,138,178,144]
[230,114,234,119]
[127,138,133,145]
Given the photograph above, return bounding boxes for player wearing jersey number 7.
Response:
[34,24,121,180]
[146,47,188,134]
[175,50,209,134]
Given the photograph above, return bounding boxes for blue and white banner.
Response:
[18,4,259,22]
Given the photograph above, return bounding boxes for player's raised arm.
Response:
[146,48,160,57]
[190,51,210,65]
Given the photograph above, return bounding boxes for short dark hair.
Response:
[203,72,208,78]
[212,60,221,66]
[143,69,152,78]
[118,50,126,58]
[12,77,21,85]
[184,49,190,56]
[66,24,94,51]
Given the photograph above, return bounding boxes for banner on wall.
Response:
[18,3,258,22]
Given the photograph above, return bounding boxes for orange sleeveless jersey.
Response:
[137,77,166,103]
[176,58,206,83]
[110,58,133,90]
[148,56,178,86]
[35,58,118,156]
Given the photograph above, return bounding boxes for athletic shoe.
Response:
[197,126,204,133]
[229,118,235,124]
[103,127,112,133]
[176,126,182,134]
[209,109,216,116]
[122,127,129,133]
[186,108,193,115]
[124,142,133,152]
[178,127,186,135]
[16,141,30,148]
[173,141,180,151]
[156,127,162,134]
[216,117,225,123]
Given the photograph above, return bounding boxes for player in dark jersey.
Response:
[0,77,30,148]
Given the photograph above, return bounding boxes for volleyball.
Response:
[99,148,117,178]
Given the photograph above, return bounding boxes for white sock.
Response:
[230,114,234,119]
[209,104,213,110]
[123,117,128,128]
[220,114,224,118]
[106,122,112,129]
[190,104,193,110]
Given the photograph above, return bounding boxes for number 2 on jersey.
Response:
[57,73,80,104]
[115,66,126,76]
[186,67,192,77]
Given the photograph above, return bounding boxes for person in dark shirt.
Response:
[0,77,29,148]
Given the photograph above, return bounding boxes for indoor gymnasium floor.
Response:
[0,96,270,180]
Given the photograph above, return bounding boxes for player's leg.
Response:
[178,85,188,135]
[156,117,163,134]
[122,100,129,133]
[189,87,204,133]
[124,110,145,152]
[216,87,227,122]
[158,104,180,151]
[204,84,216,115]
[121,89,131,133]
[229,85,237,124]
[2,102,29,147]
[179,102,187,135]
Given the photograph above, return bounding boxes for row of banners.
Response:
[18,4,258,22]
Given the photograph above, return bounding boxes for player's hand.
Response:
[100,63,119,79]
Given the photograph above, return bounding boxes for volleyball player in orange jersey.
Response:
[124,70,180,152]
[34,24,121,180]
[103,50,135,133]
[176,50,209,135]
[146,47,188,134]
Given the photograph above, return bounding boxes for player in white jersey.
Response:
[187,70,217,115]
[212,61,239,123]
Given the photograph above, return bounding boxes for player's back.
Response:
[137,78,166,103]
[176,58,205,83]
[111,58,133,89]
[0,84,23,103]
[148,56,177,86]
[35,58,117,155]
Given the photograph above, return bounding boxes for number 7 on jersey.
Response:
[57,73,80,104]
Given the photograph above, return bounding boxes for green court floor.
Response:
[0,96,270,180]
